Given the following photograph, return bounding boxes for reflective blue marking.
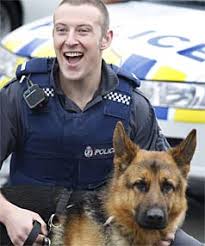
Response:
[178,43,205,62]
[16,39,47,57]
[30,21,52,30]
[129,30,155,40]
[122,54,156,79]
[148,35,190,48]
[154,106,168,120]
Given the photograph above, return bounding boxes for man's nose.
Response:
[65,31,79,46]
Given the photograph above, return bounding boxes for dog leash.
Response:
[48,189,72,228]
[23,220,51,246]
[48,188,73,238]
[23,220,41,246]
[23,189,72,246]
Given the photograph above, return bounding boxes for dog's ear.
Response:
[169,129,196,178]
[113,121,139,174]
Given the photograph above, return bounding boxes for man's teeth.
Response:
[64,52,82,57]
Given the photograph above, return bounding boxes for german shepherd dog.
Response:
[49,121,196,246]
[0,122,196,246]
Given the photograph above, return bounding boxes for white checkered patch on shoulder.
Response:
[43,88,55,97]
[103,92,131,105]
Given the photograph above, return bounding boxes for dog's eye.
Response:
[161,182,175,194]
[133,180,148,193]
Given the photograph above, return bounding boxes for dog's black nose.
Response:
[146,208,164,224]
[137,207,167,229]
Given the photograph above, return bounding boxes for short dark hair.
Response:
[58,0,110,34]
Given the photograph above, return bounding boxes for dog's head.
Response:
[107,121,196,233]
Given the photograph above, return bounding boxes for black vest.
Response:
[10,58,140,189]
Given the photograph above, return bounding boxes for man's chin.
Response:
[61,71,83,82]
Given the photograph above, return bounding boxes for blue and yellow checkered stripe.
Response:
[154,106,205,123]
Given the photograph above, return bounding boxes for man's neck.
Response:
[59,71,101,110]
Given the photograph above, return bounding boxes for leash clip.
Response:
[43,236,51,246]
[48,214,61,230]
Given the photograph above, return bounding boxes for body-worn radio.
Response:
[23,76,48,109]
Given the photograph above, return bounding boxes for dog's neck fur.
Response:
[50,188,170,246]
[83,190,156,246]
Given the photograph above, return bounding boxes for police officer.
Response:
[0,0,202,246]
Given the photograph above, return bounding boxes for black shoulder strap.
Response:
[55,189,72,216]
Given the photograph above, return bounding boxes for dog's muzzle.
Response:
[137,207,167,229]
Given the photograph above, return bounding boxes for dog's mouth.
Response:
[136,207,167,230]
[138,221,167,230]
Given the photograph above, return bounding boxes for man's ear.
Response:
[52,27,54,37]
[113,121,139,175]
[100,30,113,50]
[169,129,196,178]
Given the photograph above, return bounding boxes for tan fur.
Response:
[64,214,105,246]
[104,150,187,245]
[51,121,196,246]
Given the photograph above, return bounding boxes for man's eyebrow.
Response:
[77,24,92,28]
[54,23,66,26]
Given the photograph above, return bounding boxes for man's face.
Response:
[53,3,112,82]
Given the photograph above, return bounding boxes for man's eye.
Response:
[78,29,89,34]
[56,27,67,34]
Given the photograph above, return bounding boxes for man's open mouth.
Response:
[64,51,84,64]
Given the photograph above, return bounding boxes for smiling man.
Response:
[52,0,112,110]
[0,0,202,246]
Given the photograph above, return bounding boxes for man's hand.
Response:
[2,202,47,246]
[157,232,175,246]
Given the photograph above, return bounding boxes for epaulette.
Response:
[110,64,141,88]
[16,58,54,80]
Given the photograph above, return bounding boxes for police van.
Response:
[0,0,204,186]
